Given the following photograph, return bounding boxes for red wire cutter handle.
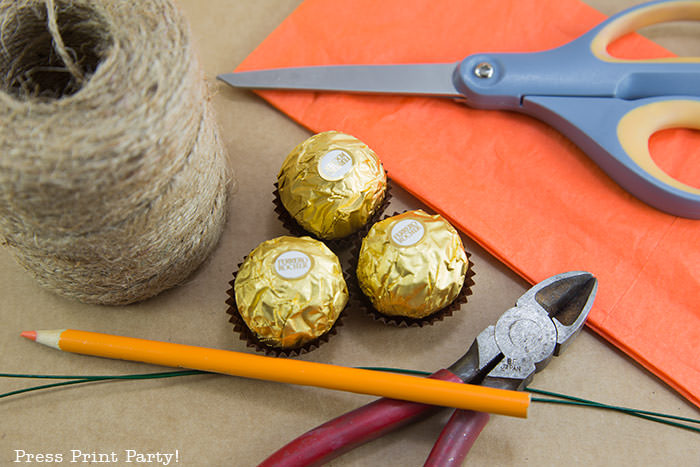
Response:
[424,409,490,466]
[258,369,470,467]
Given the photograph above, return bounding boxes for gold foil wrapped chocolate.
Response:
[277,131,387,240]
[234,236,348,349]
[356,210,468,319]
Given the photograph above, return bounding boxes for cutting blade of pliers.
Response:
[448,270,596,392]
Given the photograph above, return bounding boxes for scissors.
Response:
[219,0,700,218]
[256,271,598,466]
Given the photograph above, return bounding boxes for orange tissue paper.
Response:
[235,0,700,407]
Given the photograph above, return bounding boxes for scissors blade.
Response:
[218,63,463,98]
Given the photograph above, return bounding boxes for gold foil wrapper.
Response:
[277,131,387,240]
[356,210,468,319]
[234,236,348,349]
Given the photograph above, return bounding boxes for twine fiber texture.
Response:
[0,0,230,305]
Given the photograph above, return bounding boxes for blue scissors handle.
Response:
[525,95,700,217]
[454,0,700,217]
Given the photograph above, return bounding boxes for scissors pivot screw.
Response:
[473,62,494,79]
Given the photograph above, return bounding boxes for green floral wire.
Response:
[526,387,700,433]
[1,368,699,433]
[0,370,204,398]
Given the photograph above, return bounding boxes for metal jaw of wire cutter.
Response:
[448,271,597,391]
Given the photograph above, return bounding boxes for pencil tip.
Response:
[20,330,37,341]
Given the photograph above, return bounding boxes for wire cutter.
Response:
[257,271,598,466]
[220,0,700,218]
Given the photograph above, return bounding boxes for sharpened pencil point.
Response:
[21,330,37,341]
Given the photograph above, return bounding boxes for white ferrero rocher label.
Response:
[274,250,313,279]
[317,149,354,181]
[390,219,425,247]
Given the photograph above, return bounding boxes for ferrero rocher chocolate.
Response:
[234,236,348,349]
[356,210,468,319]
[277,131,387,240]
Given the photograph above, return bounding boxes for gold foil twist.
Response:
[234,236,348,348]
[357,210,468,318]
[278,131,386,239]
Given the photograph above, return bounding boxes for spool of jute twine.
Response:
[0,0,231,305]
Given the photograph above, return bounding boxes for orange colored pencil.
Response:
[21,329,530,418]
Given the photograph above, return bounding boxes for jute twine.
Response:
[0,0,231,305]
